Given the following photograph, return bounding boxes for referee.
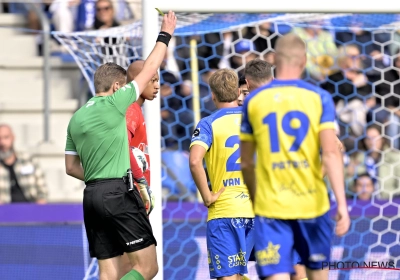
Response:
[65,11,176,280]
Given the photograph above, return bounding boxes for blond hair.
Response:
[209,69,239,102]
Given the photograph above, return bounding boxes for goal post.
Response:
[141,3,163,280]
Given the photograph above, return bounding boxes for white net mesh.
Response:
[54,13,400,279]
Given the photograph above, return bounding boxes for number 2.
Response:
[86,101,95,108]
[225,135,240,172]
[263,110,310,153]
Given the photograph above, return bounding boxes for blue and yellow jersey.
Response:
[190,107,254,221]
[240,79,336,220]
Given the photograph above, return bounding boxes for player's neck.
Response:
[95,90,113,97]
[216,101,238,109]
[275,67,302,80]
[137,97,145,106]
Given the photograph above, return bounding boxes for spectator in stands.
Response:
[218,31,238,69]
[350,173,375,201]
[243,22,279,54]
[371,50,400,104]
[50,0,80,33]
[90,0,122,57]
[385,96,400,149]
[321,44,374,147]
[175,34,223,81]
[292,25,338,82]
[230,40,258,75]
[200,70,218,116]
[366,95,397,128]
[345,124,400,200]
[0,124,47,204]
[170,70,217,150]
[335,21,390,78]
[92,0,119,30]
[389,30,400,56]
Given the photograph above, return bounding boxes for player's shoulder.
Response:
[209,107,241,122]
[251,79,331,100]
[129,102,141,111]
[291,79,331,97]
[197,107,241,129]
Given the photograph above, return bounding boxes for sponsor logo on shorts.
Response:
[228,249,246,268]
[231,218,254,229]
[256,242,281,266]
[126,238,143,246]
[309,254,327,262]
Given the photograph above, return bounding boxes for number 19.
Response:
[263,110,310,153]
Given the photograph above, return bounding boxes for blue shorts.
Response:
[254,211,333,278]
[250,245,301,265]
[207,218,255,278]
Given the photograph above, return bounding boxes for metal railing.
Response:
[29,3,51,143]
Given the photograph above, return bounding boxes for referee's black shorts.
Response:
[83,178,157,260]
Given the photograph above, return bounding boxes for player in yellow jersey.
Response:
[189,69,254,280]
[242,59,307,280]
[240,34,350,280]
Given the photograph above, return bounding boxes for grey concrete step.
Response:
[0,13,25,27]
[0,78,72,102]
[0,35,38,58]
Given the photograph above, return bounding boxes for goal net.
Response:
[54,13,400,280]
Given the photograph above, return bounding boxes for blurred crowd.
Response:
[1,1,400,202]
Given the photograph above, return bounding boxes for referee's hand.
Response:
[160,10,177,36]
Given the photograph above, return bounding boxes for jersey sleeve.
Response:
[65,124,78,155]
[109,81,140,115]
[189,119,213,150]
[319,90,336,131]
[239,97,254,142]
[126,106,139,137]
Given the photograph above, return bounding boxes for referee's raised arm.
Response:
[134,11,176,96]
[108,11,177,115]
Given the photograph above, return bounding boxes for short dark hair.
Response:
[94,62,126,93]
[244,59,273,84]
[238,75,246,87]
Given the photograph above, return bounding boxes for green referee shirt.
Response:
[65,81,139,182]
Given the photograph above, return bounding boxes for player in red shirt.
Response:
[126,60,159,215]
[120,60,160,276]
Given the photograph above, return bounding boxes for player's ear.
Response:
[211,92,216,102]
[112,81,120,93]
[237,88,241,98]
[300,54,307,71]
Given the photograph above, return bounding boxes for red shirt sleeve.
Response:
[126,105,139,137]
